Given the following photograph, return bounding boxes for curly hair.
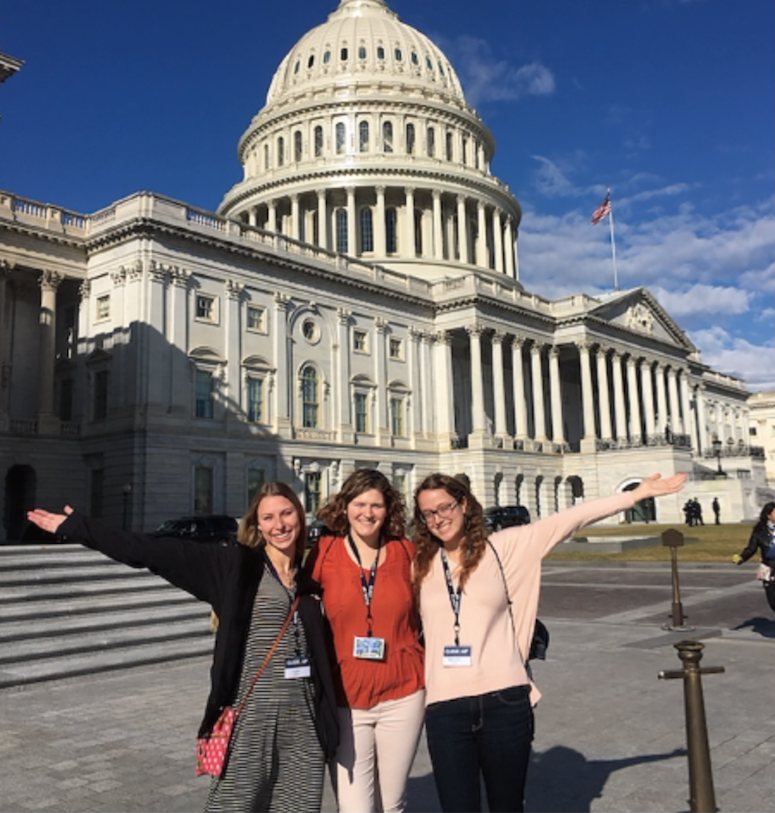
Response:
[238,480,307,566]
[412,473,489,597]
[316,468,406,540]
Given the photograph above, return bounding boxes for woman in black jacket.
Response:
[27,481,338,813]
[733,501,775,612]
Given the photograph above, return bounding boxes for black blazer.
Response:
[737,524,775,566]
[59,512,339,759]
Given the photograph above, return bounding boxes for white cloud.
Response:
[651,284,751,317]
[688,327,775,390]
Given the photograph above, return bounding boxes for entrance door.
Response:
[4,465,37,541]
[623,481,656,523]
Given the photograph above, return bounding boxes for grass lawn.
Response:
[547,522,754,563]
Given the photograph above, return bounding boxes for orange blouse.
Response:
[306,535,424,710]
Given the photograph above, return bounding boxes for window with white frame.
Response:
[360,208,374,253]
[353,329,368,353]
[389,338,403,360]
[336,208,348,253]
[386,207,398,253]
[301,365,319,428]
[314,125,323,157]
[359,120,369,153]
[294,130,302,163]
[427,126,435,157]
[390,396,405,437]
[336,122,346,154]
[247,306,265,332]
[195,369,214,418]
[246,377,264,423]
[196,295,216,322]
[406,122,415,155]
[96,294,110,321]
[277,136,285,167]
[354,391,369,433]
[304,471,322,514]
[383,120,393,153]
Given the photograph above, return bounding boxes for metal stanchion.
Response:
[659,640,724,813]
[661,528,694,631]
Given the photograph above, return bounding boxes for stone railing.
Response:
[294,427,336,442]
[703,444,765,460]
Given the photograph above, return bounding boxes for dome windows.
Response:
[382,121,393,153]
[427,126,435,158]
[294,131,303,163]
[394,47,403,61]
[360,208,374,253]
[359,121,370,153]
[335,208,348,253]
[385,208,398,254]
[358,45,367,60]
[323,50,331,64]
[314,125,323,158]
[406,123,415,155]
[411,51,419,66]
[335,122,346,154]
[340,47,349,61]
[377,46,385,60]
[277,136,285,167]
[307,54,315,69]
[293,59,300,75]
[426,56,433,71]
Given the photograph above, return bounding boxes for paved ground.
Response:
[2,561,774,812]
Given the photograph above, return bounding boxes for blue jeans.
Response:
[424,684,534,812]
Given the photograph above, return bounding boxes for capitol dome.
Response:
[218,0,522,282]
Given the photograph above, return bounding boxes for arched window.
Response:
[385,207,397,253]
[394,47,403,61]
[446,131,453,161]
[323,50,331,64]
[336,122,346,154]
[336,208,348,253]
[293,60,300,75]
[382,121,393,153]
[307,54,315,69]
[461,135,469,165]
[340,47,348,61]
[264,143,270,170]
[314,125,323,157]
[414,208,423,256]
[301,366,319,428]
[311,210,319,245]
[360,208,374,253]
[406,123,415,155]
[358,45,367,59]
[277,136,284,167]
[359,120,369,153]
[377,46,385,60]
[427,126,435,157]
[294,131,302,163]
[411,51,419,66]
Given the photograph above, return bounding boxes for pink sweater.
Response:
[419,491,636,706]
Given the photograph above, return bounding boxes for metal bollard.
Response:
[661,528,694,631]
[659,639,724,813]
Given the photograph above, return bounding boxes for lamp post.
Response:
[711,439,724,477]
[122,483,132,530]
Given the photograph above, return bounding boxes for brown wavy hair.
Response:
[412,473,488,596]
[238,480,307,566]
[317,468,406,540]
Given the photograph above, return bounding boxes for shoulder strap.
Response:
[487,540,516,637]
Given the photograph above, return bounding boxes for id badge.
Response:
[284,655,311,679]
[443,644,472,667]
[353,636,386,661]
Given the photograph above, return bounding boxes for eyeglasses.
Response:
[419,500,459,524]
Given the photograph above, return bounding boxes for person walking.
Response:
[305,469,424,813]
[411,471,686,813]
[712,497,721,524]
[27,481,338,813]
[733,501,775,613]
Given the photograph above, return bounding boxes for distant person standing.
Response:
[683,500,694,527]
[733,502,775,613]
[712,497,721,524]
[693,498,704,526]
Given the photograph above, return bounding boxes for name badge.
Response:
[284,655,311,679]
[353,636,386,660]
[443,645,472,667]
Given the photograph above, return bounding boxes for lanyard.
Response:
[347,533,381,637]
[439,548,463,646]
[263,551,302,654]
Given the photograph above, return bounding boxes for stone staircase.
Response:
[0,543,214,688]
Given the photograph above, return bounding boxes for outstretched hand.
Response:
[630,473,687,502]
[26,505,74,535]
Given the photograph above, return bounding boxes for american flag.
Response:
[591,193,612,224]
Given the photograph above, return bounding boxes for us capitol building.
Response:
[0,0,770,538]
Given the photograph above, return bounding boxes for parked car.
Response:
[151,515,238,545]
[483,505,531,532]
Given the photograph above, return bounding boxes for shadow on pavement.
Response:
[526,745,686,813]
[406,772,441,812]
[732,615,775,639]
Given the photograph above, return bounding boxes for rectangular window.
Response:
[247,378,263,423]
[247,306,265,332]
[195,369,214,418]
[93,370,109,420]
[390,397,404,437]
[353,330,368,353]
[194,466,214,514]
[389,338,403,360]
[354,392,369,433]
[96,295,110,321]
[393,471,407,497]
[90,468,104,518]
[247,467,265,505]
[304,472,322,515]
[59,378,74,422]
[196,295,215,322]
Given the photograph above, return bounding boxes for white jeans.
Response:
[333,688,426,813]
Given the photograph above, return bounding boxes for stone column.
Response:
[317,190,328,250]
[273,292,291,437]
[694,385,706,453]
[467,324,487,434]
[409,327,423,438]
[336,308,352,441]
[374,317,388,441]
[290,194,300,241]
[626,356,642,444]
[248,208,257,227]
[611,350,628,442]
[504,217,515,278]
[667,367,681,435]
[596,346,613,441]
[456,195,469,264]
[548,345,565,444]
[655,363,668,437]
[375,186,387,256]
[679,371,693,445]
[434,330,455,441]
[511,337,528,440]
[421,332,435,436]
[493,209,504,274]
[224,280,243,420]
[476,201,487,268]
[491,331,507,437]
[404,187,416,259]
[432,190,443,260]
[37,270,63,417]
[267,200,277,233]
[577,341,596,443]
[346,186,356,255]
[0,262,9,413]
[530,342,547,441]
[641,359,656,439]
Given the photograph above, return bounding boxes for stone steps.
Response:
[0,543,213,688]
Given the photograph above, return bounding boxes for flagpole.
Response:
[608,200,618,290]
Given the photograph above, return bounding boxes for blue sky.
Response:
[2,0,773,389]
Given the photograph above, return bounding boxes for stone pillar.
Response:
[273,292,291,437]
[290,194,300,241]
[346,186,356,255]
[374,317,388,441]
[432,190,443,260]
[456,195,469,264]
[404,187,415,259]
[267,200,277,233]
[655,363,668,437]
[596,346,613,441]
[493,209,504,274]
[248,208,257,227]
[680,371,694,448]
[224,280,243,419]
[467,324,487,434]
[611,350,628,442]
[336,308,352,441]
[511,337,528,440]
[37,270,63,417]
[667,367,681,435]
[0,262,9,414]
[694,385,706,453]
[491,331,507,437]
[504,217,515,278]
[626,356,642,444]
[434,330,455,441]
[530,342,546,441]
[476,201,487,268]
[421,332,435,436]
[409,327,423,438]
[317,190,328,250]
[548,345,565,444]
[641,359,656,439]
[375,186,387,256]
[577,341,596,444]
[168,267,190,413]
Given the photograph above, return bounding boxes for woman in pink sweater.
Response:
[412,471,686,813]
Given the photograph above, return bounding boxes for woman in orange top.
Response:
[306,469,424,813]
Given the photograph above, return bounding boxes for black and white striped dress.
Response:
[205,566,325,813]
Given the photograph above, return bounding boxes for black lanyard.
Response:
[439,548,463,646]
[263,551,302,655]
[347,533,381,637]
